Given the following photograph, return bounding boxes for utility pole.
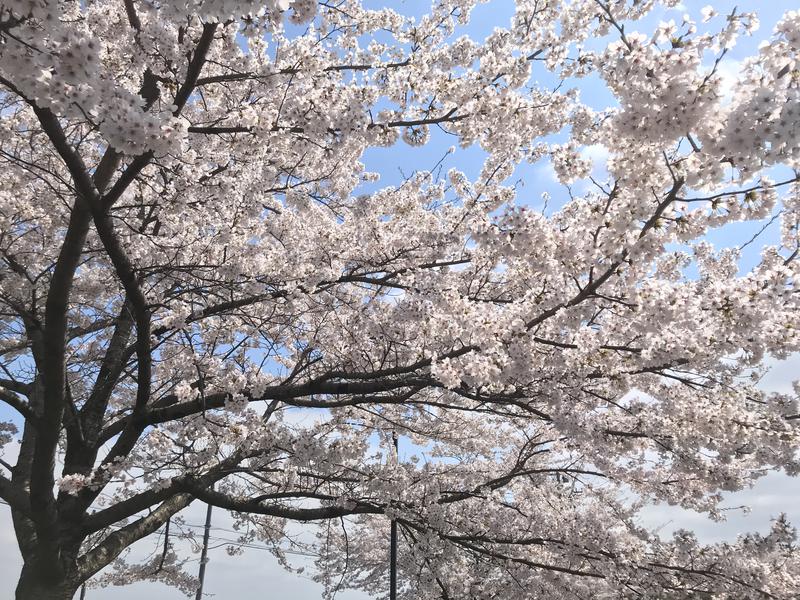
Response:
[195,502,213,600]
[390,431,399,600]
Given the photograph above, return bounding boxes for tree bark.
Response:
[15,562,79,600]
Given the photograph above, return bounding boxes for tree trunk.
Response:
[15,562,79,600]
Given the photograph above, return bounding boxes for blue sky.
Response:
[1,1,799,598]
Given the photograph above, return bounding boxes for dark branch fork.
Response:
[0,17,223,590]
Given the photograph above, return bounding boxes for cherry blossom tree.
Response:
[1,0,799,598]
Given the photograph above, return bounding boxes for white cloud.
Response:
[715,58,744,105]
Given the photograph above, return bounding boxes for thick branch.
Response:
[76,494,193,582]
[189,486,382,521]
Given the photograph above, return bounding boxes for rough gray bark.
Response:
[15,555,79,600]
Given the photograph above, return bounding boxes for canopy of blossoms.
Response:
[0,0,799,598]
